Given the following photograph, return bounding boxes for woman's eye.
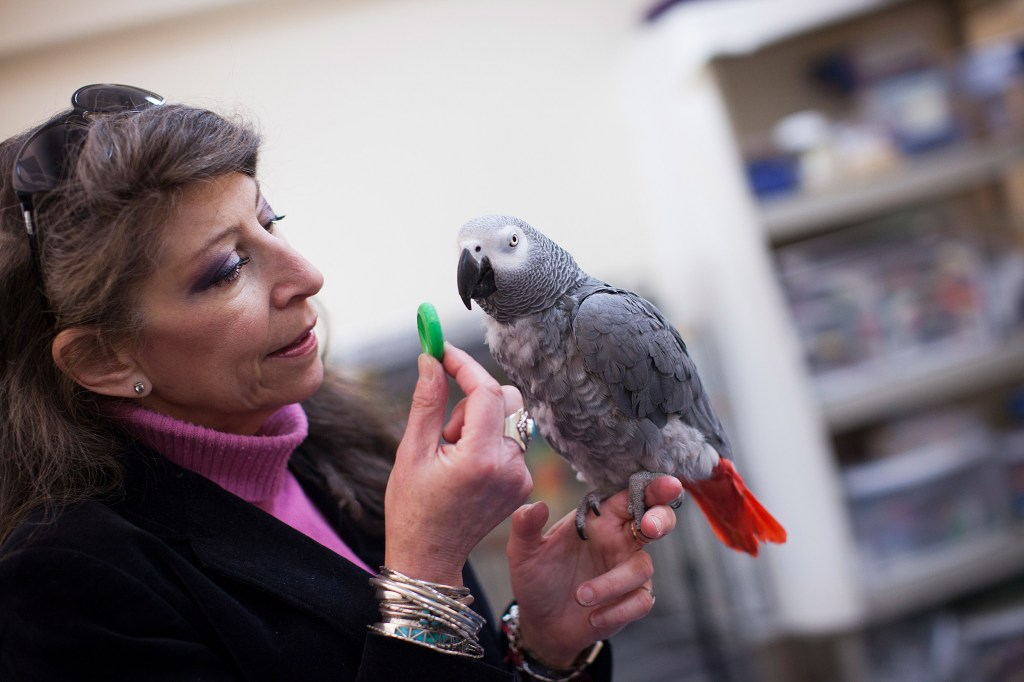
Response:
[509,233,519,247]
[213,256,251,286]
[260,213,285,232]
[257,196,284,232]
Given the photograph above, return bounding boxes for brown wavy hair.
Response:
[0,101,395,544]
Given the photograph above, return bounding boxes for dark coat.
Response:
[0,441,612,681]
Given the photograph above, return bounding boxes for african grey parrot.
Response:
[456,215,786,555]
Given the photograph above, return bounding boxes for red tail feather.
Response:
[681,458,787,556]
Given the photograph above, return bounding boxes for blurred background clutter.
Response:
[4,0,1024,680]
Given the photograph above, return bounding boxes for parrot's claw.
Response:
[627,471,676,529]
[575,492,604,541]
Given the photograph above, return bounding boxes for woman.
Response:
[0,85,682,680]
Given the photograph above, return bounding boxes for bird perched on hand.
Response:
[456,215,786,556]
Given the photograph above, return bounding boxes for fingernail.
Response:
[650,515,663,538]
[576,585,595,606]
[589,611,604,629]
[418,354,437,381]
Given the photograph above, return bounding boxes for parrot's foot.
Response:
[627,471,680,530]
[575,475,681,541]
[575,492,603,541]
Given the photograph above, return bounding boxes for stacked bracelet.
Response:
[502,603,603,681]
[369,567,485,659]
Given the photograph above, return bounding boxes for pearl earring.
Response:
[133,381,146,396]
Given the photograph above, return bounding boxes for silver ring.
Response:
[502,407,535,453]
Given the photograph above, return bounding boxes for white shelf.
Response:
[759,139,1024,243]
[814,331,1024,431]
[862,526,1024,622]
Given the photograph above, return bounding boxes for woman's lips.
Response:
[269,327,318,359]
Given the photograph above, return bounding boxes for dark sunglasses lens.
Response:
[14,85,163,195]
[12,119,83,194]
[71,84,165,113]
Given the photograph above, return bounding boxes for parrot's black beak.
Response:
[458,248,497,310]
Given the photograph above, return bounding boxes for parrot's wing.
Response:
[572,288,730,453]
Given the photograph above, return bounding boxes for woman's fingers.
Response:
[500,384,524,413]
[595,475,681,541]
[397,354,447,463]
[508,501,551,553]
[637,475,682,540]
[575,550,654,607]
[643,475,683,508]
[441,344,505,444]
[573,551,657,634]
[448,385,524,443]
[443,398,467,443]
[638,503,677,542]
[442,343,499,397]
[440,344,526,457]
[586,582,657,632]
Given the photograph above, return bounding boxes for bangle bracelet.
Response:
[369,566,485,659]
[502,603,603,682]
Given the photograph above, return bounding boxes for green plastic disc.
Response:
[417,302,445,360]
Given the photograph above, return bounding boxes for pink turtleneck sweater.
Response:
[112,402,373,574]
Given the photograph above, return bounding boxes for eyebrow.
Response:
[196,223,242,254]
[192,181,261,254]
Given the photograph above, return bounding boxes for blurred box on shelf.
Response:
[738,34,1024,200]
[776,208,997,377]
[861,602,1024,682]
[957,602,1024,682]
[862,611,960,682]
[1002,428,1024,519]
[958,39,1024,139]
[842,421,1012,566]
[745,155,799,199]
[989,247,1024,334]
[863,64,962,155]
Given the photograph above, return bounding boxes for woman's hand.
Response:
[384,343,534,586]
[507,475,683,667]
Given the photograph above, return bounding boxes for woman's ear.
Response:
[51,327,144,398]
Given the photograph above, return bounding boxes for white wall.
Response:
[0,0,664,358]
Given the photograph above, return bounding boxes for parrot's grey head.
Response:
[457,215,583,323]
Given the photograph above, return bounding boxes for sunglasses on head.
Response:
[12,84,165,253]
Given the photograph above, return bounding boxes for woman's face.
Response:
[130,173,325,434]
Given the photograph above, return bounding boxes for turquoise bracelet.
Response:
[369,566,484,659]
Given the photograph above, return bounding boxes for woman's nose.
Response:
[271,242,324,308]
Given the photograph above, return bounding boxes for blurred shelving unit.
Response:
[760,136,1024,241]
[633,0,1024,679]
[817,329,1024,430]
[862,525,1024,621]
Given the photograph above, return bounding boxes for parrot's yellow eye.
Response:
[509,233,519,247]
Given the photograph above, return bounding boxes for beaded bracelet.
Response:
[502,603,604,681]
[369,567,485,659]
